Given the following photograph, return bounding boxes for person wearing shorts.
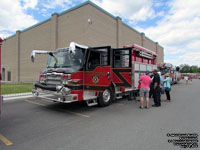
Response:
[184,76,188,84]
[139,71,152,109]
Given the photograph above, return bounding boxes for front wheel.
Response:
[98,87,113,107]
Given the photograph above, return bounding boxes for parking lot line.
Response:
[64,110,90,118]
[0,134,13,146]
[24,100,47,106]
[24,100,90,118]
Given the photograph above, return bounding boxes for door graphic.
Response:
[112,48,132,88]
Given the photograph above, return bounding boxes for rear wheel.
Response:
[98,87,113,107]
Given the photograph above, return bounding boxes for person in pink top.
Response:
[139,70,152,109]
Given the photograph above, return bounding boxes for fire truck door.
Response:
[112,48,132,88]
[84,46,111,91]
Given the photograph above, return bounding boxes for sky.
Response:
[0,0,200,66]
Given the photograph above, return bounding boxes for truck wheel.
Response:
[98,87,113,107]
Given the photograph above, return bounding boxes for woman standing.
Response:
[163,73,171,102]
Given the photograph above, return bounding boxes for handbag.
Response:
[165,87,171,92]
[161,87,165,94]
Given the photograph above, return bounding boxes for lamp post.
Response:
[0,37,2,118]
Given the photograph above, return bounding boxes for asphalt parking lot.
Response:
[0,80,199,150]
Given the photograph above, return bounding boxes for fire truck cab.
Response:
[158,63,181,84]
[31,43,157,107]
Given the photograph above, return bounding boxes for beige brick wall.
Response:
[143,36,157,52]
[157,45,164,63]
[57,5,87,47]
[20,20,51,82]
[1,3,164,82]
[57,4,117,48]
[84,4,117,47]
[121,23,141,46]
[2,35,18,81]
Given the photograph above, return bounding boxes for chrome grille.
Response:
[45,74,62,85]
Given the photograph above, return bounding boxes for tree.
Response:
[190,65,199,73]
[180,64,190,73]
[179,64,200,73]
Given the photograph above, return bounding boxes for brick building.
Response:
[1,1,164,82]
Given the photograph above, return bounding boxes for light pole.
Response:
[0,37,2,118]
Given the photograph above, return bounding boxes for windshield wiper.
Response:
[49,52,58,68]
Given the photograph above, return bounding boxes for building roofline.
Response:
[157,43,164,49]
[4,17,51,40]
[59,0,117,19]
[3,0,163,48]
[3,33,16,40]
[122,22,141,34]
[21,18,51,33]
[4,0,117,40]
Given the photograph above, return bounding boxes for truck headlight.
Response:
[62,87,71,95]
[62,79,68,85]
[40,77,45,83]
[56,85,63,92]
[39,74,46,83]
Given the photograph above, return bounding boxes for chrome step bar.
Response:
[86,99,98,107]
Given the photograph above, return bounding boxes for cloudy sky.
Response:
[0,0,200,66]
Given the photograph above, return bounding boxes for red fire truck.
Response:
[31,43,157,107]
[157,63,181,84]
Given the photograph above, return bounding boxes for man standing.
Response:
[184,75,188,84]
[139,71,152,109]
[152,69,161,107]
[158,72,163,101]
[149,74,154,98]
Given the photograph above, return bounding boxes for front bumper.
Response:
[32,82,78,103]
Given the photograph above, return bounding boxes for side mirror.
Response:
[30,50,51,63]
[31,52,35,63]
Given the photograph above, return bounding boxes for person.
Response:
[138,70,152,109]
[184,75,188,84]
[163,73,171,102]
[137,80,141,102]
[152,69,161,107]
[189,76,192,84]
[158,72,163,86]
[158,72,164,100]
[149,74,154,98]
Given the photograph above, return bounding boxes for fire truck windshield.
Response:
[46,49,84,71]
[160,68,170,75]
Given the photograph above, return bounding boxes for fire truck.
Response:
[157,63,181,84]
[31,43,157,107]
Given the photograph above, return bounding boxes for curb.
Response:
[3,92,33,101]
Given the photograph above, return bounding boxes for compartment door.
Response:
[112,48,132,88]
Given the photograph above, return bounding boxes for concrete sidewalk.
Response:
[2,92,33,101]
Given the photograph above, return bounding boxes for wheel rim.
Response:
[103,89,111,103]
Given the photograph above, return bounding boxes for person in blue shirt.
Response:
[158,72,164,101]
[163,73,172,102]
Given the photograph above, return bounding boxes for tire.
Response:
[98,87,113,107]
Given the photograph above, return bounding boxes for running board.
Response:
[86,99,98,107]
[116,96,122,99]
[116,91,122,99]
